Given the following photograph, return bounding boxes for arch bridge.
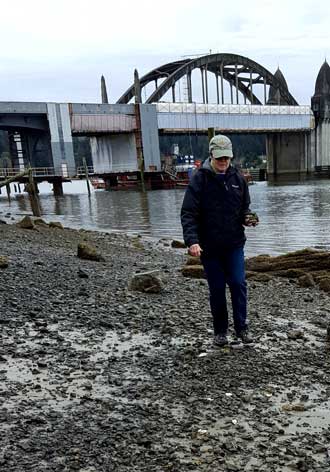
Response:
[0,53,320,190]
[117,53,298,106]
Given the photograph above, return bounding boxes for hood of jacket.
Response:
[201,157,235,176]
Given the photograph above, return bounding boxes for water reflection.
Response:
[1,179,330,256]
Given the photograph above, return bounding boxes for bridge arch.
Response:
[117,53,298,106]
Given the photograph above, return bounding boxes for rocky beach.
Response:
[1,220,330,471]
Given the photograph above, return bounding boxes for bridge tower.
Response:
[266,68,311,179]
[101,75,109,104]
[267,68,290,105]
[311,61,330,167]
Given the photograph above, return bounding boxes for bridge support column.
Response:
[266,132,309,180]
[208,128,215,142]
[52,180,64,196]
[47,103,76,178]
[104,175,118,190]
[313,119,330,167]
[6,183,11,202]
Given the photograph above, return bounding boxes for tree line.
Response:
[0,131,266,170]
[159,134,266,168]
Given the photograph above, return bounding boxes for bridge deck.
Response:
[156,103,314,133]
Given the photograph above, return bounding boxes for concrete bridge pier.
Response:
[8,130,54,170]
[266,132,310,180]
[6,182,11,202]
[52,180,64,196]
[104,175,118,190]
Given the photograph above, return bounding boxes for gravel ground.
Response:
[1,221,330,472]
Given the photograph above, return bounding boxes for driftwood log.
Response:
[0,168,41,217]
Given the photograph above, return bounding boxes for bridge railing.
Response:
[156,103,313,115]
[76,166,95,176]
[0,167,56,178]
[314,165,330,175]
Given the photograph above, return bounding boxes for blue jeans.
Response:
[201,247,247,335]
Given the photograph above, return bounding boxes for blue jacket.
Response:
[181,160,251,255]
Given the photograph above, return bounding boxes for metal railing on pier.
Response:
[162,164,178,180]
[76,166,95,176]
[0,167,56,179]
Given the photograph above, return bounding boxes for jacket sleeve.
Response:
[242,177,251,216]
[180,173,203,247]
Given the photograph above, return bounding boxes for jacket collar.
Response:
[201,158,235,176]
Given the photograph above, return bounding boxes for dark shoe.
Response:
[214,333,228,347]
[237,329,254,344]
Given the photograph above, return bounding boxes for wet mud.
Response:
[1,222,330,471]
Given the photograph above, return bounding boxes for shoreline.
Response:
[3,177,330,257]
[1,222,330,471]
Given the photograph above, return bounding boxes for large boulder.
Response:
[246,249,330,292]
[129,271,163,293]
[0,256,8,269]
[77,243,104,262]
[246,249,330,274]
[17,215,35,230]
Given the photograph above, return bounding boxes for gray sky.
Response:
[1,0,329,105]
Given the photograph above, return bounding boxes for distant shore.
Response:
[1,221,330,471]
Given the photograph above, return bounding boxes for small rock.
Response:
[319,277,330,292]
[200,445,213,453]
[129,271,163,293]
[78,268,89,279]
[326,324,330,342]
[34,218,48,226]
[287,329,304,340]
[17,215,35,229]
[182,265,205,278]
[298,274,315,288]
[49,221,64,230]
[185,255,201,266]
[281,403,307,412]
[77,243,104,262]
[0,256,8,269]
[171,240,186,249]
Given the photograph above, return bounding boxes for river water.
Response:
[1,179,330,257]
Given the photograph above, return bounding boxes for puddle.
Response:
[1,352,153,413]
[268,316,327,348]
[1,324,193,413]
[5,359,35,383]
[268,384,330,434]
[90,331,156,361]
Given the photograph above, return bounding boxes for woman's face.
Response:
[211,155,231,173]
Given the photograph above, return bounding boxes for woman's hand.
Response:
[189,244,203,257]
[244,213,259,227]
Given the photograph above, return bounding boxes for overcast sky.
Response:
[0,0,329,105]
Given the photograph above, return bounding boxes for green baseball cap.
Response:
[209,135,233,159]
